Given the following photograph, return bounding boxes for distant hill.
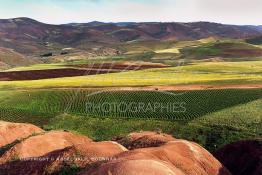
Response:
[0,17,262,56]
[245,25,262,32]
[0,47,38,70]
[181,41,262,59]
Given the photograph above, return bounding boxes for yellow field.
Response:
[154,48,180,54]
[4,63,67,72]
[0,61,261,90]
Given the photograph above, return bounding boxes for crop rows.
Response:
[0,89,261,122]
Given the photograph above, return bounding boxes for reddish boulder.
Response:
[76,141,127,160]
[114,131,176,149]
[80,139,231,175]
[80,159,185,175]
[0,130,92,164]
[0,121,44,148]
[214,140,262,175]
[0,121,233,175]
[0,137,127,175]
[0,147,78,175]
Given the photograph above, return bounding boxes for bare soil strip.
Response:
[0,62,169,81]
[0,68,116,81]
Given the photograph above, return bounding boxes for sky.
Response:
[0,0,261,25]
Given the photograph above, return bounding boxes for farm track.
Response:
[49,84,262,91]
[117,84,262,91]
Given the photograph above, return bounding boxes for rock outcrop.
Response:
[0,127,127,175]
[0,121,44,148]
[0,122,232,175]
[0,141,127,175]
[0,130,92,164]
[81,139,232,175]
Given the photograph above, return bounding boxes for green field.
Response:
[0,88,261,151]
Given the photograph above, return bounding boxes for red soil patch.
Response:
[0,147,78,175]
[0,121,232,175]
[0,141,127,175]
[0,68,116,81]
[77,141,127,158]
[82,140,231,175]
[0,62,169,81]
[81,159,184,175]
[222,49,262,57]
[113,131,176,150]
[0,130,92,164]
[0,121,44,148]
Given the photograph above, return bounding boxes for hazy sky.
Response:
[0,0,261,25]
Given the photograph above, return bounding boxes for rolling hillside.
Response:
[0,47,38,70]
[181,41,262,59]
[0,17,262,56]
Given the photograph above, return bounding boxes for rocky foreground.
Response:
[0,121,259,175]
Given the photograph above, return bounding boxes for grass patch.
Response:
[44,98,262,152]
[181,41,262,59]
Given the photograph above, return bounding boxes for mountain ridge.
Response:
[0,17,262,55]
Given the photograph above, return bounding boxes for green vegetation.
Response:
[1,89,261,120]
[181,41,262,59]
[182,43,222,58]
[0,89,261,151]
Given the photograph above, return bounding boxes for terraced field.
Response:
[0,89,261,120]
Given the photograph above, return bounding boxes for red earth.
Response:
[113,131,176,150]
[0,62,169,81]
[0,121,44,148]
[0,68,116,81]
[0,127,126,175]
[0,122,233,175]
[82,140,231,175]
